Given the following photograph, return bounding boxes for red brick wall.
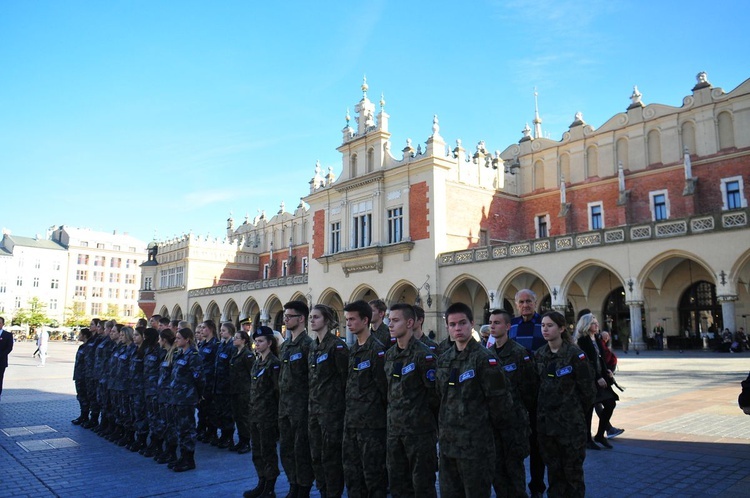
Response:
[410,182,430,240]
[692,154,750,213]
[312,209,325,258]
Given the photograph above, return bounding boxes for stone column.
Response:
[627,301,644,351]
[719,295,737,333]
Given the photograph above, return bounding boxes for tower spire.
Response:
[533,88,543,139]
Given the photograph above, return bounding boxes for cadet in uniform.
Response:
[308,304,349,498]
[81,319,103,429]
[278,300,314,498]
[154,329,178,465]
[229,328,255,454]
[412,305,439,353]
[243,326,281,498]
[141,327,163,457]
[535,311,595,498]
[127,327,148,452]
[384,303,439,498]
[214,322,237,448]
[197,320,219,444]
[342,300,388,498]
[369,299,394,349]
[437,302,513,498]
[489,309,538,498]
[168,327,205,472]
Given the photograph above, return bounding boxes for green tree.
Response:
[103,303,120,320]
[64,302,88,328]
[13,297,51,332]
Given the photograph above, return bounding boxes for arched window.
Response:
[647,129,662,165]
[681,121,696,156]
[533,160,545,190]
[718,111,735,150]
[679,280,721,336]
[350,153,358,177]
[616,138,628,174]
[586,145,599,178]
[367,147,375,172]
[559,153,571,185]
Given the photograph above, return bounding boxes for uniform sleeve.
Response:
[482,355,514,428]
[374,349,388,407]
[191,352,206,398]
[271,360,281,401]
[420,351,440,420]
[574,349,596,411]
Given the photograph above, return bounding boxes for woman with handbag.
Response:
[576,313,618,450]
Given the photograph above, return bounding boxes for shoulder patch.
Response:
[523,355,531,361]
[459,370,475,382]
[578,352,587,361]
[556,365,573,377]
[425,354,435,362]
[377,350,385,357]
[336,344,344,350]
[426,369,436,381]
[488,357,498,366]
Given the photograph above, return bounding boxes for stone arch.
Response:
[171,305,183,321]
[585,145,599,178]
[222,299,240,325]
[159,306,170,319]
[189,303,203,331]
[647,129,662,165]
[497,267,551,312]
[350,153,358,177]
[730,247,750,296]
[386,279,419,308]
[349,285,379,304]
[561,259,626,315]
[442,274,491,326]
[638,250,716,292]
[205,301,221,325]
[558,153,571,186]
[242,297,260,322]
[288,291,308,306]
[717,111,735,150]
[315,288,345,337]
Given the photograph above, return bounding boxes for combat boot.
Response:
[236,437,251,454]
[258,477,276,498]
[155,443,177,464]
[173,450,196,472]
[217,431,234,449]
[129,433,147,452]
[117,430,134,447]
[243,478,266,498]
[165,445,179,468]
[106,425,123,442]
[71,409,88,425]
[82,412,99,429]
[142,436,161,457]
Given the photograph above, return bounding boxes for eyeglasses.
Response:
[283,314,302,320]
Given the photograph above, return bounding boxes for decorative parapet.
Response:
[437,208,749,267]
[187,274,308,298]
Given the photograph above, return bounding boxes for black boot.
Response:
[243,478,266,498]
[296,485,311,498]
[236,437,251,454]
[156,443,177,464]
[173,450,196,472]
[82,412,99,429]
[259,478,277,498]
[284,484,298,498]
[165,445,179,468]
[96,417,112,436]
[217,431,234,449]
[106,425,122,442]
[142,436,161,457]
[117,430,134,447]
[71,409,88,425]
[129,433,147,452]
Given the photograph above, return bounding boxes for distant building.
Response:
[140,73,750,349]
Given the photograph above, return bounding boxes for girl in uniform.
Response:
[535,311,595,498]
[140,327,162,457]
[229,328,254,454]
[154,329,178,465]
[243,326,281,498]
[72,328,93,425]
[214,322,237,448]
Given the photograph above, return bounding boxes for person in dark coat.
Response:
[140,327,163,457]
[575,313,618,450]
[214,322,237,448]
[243,326,281,498]
[71,328,93,424]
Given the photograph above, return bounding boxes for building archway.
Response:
[205,301,221,325]
[189,303,203,331]
[171,305,183,321]
[679,280,722,339]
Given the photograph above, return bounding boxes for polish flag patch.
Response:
[488,358,498,366]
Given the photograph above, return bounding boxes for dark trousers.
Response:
[279,413,314,486]
[250,420,280,480]
[342,427,387,498]
[74,379,89,413]
[538,434,586,498]
[0,367,6,397]
[386,432,437,498]
[309,412,345,496]
[174,404,198,453]
[528,410,547,493]
[438,451,492,498]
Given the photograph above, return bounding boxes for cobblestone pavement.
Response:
[1,341,749,497]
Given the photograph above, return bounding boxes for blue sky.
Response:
[1,0,748,243]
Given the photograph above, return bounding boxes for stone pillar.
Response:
[345,326,354,346]
[719,296,737,333]
[627,301,644,350]
[260,310,271,327]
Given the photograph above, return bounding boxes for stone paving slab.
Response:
[1,341,749,497]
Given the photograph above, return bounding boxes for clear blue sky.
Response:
[2,0,748,243]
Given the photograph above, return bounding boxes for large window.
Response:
[589,202,603,230]
[144,276,152,290]
[94,256,105,267]
[353,213,372,248]
[301,257,308,274]
[51,279,59,289]
[76,270,88,281]
[33,277,39,288]
[77,254,89,265]
[387,207,404,244]
[74,286,86,298]
[111,257,122,268]
[330,222,341,253]
[650,190,669,221]
[92,271,104,282]
[91,303,101,315]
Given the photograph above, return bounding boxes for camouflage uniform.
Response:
[371,322,395,350]
[436,337,513,498]
[385,336,439,498]
[278,331,314,488]
[128,346,147,439]
[343,335,388,498]
[490,339,538,498]
[249,353,281,481]
[418,333,439,353]
[229,345,255,443]
[535,341,595,498]
[83,333,103,415]
[157,349,177,446]
[169,346,205,454]
[308,332,349,498]
[95,335,115,428]
[73,336,92,418]
[142,345,163,442]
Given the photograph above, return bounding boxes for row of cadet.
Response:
[72,291,621,498]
